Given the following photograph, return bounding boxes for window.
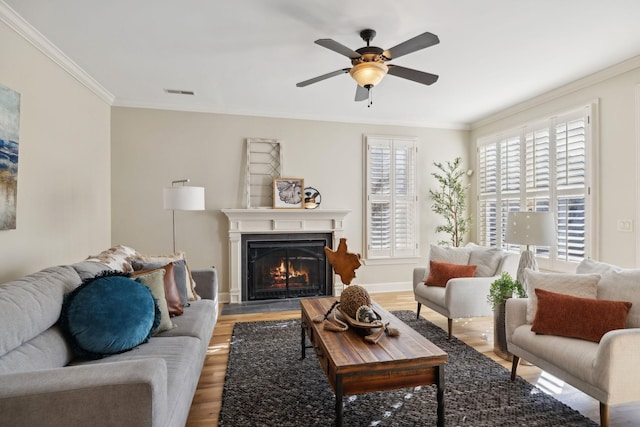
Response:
[477,105,595,270]
[364,135,419,260]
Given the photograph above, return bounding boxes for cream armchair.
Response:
[413,244,518,338]
[506,260,640,427]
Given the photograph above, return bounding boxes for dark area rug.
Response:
[218,310,598,426]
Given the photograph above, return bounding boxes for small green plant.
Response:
[429,157,471,247]
[487,272,527,310]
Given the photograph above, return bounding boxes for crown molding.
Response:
[112,98,471,131]
[0,1,114,104]
[471,55,640,130]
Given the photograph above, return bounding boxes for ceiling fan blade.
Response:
[296,69,350,87]
[315,39,361,59]
[355,85,368,102]
[384,32,439,60]
[387,65,439,85]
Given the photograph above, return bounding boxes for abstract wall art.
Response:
[0,83,21,230]
[273,178,304,209]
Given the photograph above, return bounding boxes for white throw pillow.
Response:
[524,269,600,324]
[598,269,640,328]
[575,258,622,275]
[469,247,503,277]
[429,244,471,265]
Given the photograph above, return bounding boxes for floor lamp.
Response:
[163,179,205,253]
[505,211,555,285]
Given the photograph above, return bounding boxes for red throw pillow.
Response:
[531,288,632,343]
[425,260,477,287]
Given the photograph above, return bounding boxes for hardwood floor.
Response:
[185,291,640,426]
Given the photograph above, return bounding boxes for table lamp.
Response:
[163,179,205,253]
[504,211,555,285]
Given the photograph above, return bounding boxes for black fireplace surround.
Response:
[242,233,333,301]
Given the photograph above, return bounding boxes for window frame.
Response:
[363,135,420,264]
[476,103,597,271]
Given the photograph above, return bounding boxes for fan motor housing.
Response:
[352,48,385,65]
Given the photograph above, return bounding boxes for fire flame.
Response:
[270,259,309,287]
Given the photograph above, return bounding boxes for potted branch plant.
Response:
[487,272,527,360]
[429,157,471,247]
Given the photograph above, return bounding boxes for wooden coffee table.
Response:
[300,297,448,427]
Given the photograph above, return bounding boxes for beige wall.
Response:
[111,107,469,301]
[470,59,640,268]
[0,20,112,282]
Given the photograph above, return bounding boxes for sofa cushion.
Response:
[0,265,81,358]
[598,269,640,328]
[469,247,503,277]
[134,269,176,334]
[425,260,477,287]
[531,288,632,342]
[524,269,600,323]
[511,324,600,386]
[132,263,183,317]
[0,326,74,374]
[155,300,217,351]
[73,335,204,427]
[71,260,115,281]
[429,244,472,265]
[60,273,160,359]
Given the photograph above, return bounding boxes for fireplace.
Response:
[242,233,332,301]
[222,208,350,303]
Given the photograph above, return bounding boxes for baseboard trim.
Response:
[219,281,412,303]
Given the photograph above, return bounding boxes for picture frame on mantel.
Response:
[273,178,304,209]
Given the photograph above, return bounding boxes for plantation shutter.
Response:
[525,127,550,192]
[555,115,587,262]
[365,136,418,259]
[478,143,498,247]
[500,136,521,194]
[524,124,552,258]
[476,104,593,269]
[368,140,392,255]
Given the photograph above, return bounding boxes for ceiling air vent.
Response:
[164,89,195,95]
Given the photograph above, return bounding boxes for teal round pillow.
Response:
[60,272,161,359]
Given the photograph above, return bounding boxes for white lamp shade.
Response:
[349,62,388,87]
[163,186,205,211]
[505,211,555,246]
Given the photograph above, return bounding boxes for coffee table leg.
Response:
[436,364,445,427]
[301,320,306,360]
[335,374,343,427]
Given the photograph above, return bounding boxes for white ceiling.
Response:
[6,0,640,129]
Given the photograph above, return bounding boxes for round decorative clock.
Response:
[303,187,321,209]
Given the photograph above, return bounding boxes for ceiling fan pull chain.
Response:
[368,87,373,108]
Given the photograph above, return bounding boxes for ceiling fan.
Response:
[296,29,440,104]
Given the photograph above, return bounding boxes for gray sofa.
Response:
[0,260,219,427]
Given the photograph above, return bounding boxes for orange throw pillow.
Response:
[425,260,477,287]
[531,288,632,343]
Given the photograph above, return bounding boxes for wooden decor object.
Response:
[324,238,361,285]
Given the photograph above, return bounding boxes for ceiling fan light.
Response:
[349,62,388,87]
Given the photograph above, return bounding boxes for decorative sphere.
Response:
[340,285,371,318]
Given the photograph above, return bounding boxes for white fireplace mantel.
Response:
[221,208,350,303]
